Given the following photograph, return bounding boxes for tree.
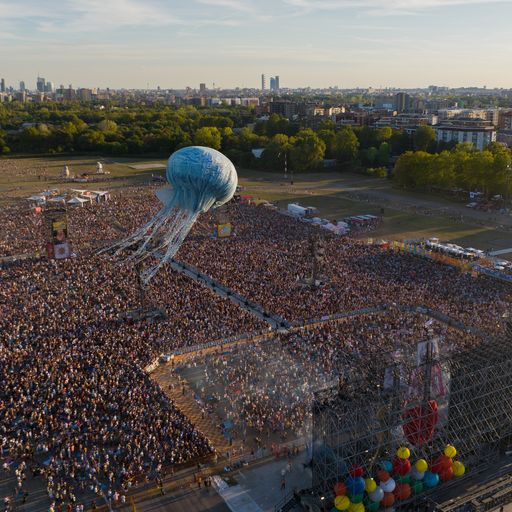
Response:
[389,131,412,155]
[375,127,393,144]
[413,126,436,152]
[394,151,432,189]
[193,126,222,150]
[376,142,390,166]
[317,129,336,159]
[333,126,359,163]
[260,134,292,171]
[290,129,325,172]
[97,119,118,133]
[266,114,291,137]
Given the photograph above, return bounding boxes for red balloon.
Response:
[402,400,439,446]
[394,483,412,501]
[334,482,347,496]
[440,466,454,482]
[393,457,411,476]
[432,455,452,474]
[382,492,395,507]
[349,465,364,477]
[377,470,390,482]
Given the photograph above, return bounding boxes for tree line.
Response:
[1,103,511,197]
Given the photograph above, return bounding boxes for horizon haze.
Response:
[1,0,511,90]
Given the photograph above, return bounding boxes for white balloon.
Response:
[411,467,425,480]
[380,478,396,493]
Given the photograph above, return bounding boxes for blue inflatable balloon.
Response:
[424,471,440,488]
[380,460,393,472]
[345,476,366,495]
[109,146,238,282]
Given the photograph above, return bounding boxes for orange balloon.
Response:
[382,492,395,507]
[377,470,390,482]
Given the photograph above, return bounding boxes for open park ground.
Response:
[1,155,511,256]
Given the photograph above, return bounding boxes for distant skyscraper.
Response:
[37,76,46,92]
[0,78,5,93]
[269,76,280,92]
[45,81,54,93]
[261,74,266,91]
[199,83,206,93]
[394,92,410,113]
[19,81,25,92]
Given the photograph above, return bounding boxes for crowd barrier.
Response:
[473,265,512,285]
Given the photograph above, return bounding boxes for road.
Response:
[121,487,230,512]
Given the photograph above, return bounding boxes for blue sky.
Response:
[1,0,511,89]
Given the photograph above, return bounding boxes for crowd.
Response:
[0,190,265,509]
[1,182,509,509]
[180,311,482,447]
[181,201,511,335]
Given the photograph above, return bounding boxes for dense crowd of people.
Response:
[180,311,482,445]
[0,190,265,509]
[1,182,510,510]
[182,200,510,335]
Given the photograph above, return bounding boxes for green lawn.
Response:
[1,156,510,255]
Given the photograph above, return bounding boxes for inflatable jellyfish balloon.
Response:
[114,146,237,282]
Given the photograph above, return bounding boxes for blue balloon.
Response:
[380,460,393,472]
[109,146,238,282]
[424,471,440,488]
[345,476,366,495]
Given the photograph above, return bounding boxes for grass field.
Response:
[1,155,511,255]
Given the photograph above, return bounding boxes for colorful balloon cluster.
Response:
[332,445,466,511]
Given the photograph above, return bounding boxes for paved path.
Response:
[233,450,312,512]
[119,486,229,512]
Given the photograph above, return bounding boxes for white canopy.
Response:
[48,196,67,203]
[67,197,89,205]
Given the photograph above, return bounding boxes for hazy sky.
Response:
[1,0,511,90]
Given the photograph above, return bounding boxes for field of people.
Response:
[1,156,511,511]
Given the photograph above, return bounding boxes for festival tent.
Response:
[47,196,67,204]
[27,195,46,203]
[67,197,89,207]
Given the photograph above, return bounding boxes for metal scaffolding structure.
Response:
[311,327,512,509]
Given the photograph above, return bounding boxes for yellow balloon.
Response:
[452,461,466,477]
[349,503,365,512]
[365,478,377,493]
[444,445,457,458]
[335,495,350,510]
[415,459,428,472]
[397,446,411,459]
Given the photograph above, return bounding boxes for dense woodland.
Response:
[0,102,511,197]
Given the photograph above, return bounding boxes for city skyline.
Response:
[1,0,512,89]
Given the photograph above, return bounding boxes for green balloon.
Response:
[350,493,364,504]
[397,474,411,484]
[366,500,380,512]
[411,480,424,495]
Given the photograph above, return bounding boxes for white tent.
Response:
[67,197,89,207]
[48,196,67,204]
[27,195,46,202]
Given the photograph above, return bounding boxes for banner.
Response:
[217,223,232,238]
